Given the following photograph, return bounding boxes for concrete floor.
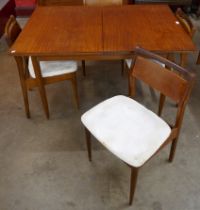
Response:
[0,17,200,210]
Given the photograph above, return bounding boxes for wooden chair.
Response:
[81,46,195,205]
[175,8,196,67]
[5,15,79,119]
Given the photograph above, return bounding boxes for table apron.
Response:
[13,50,194,61]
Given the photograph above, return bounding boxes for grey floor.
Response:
[0,17,200,210]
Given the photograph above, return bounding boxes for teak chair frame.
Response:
[5,15,79,119]
[84,47,195,205]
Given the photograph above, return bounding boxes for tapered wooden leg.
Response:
[70,73,79,109]
[129,75,136,97]
[24,57,34,91]
[180,53,187,67]
[129,167,139,205]
[15,56,30,118]
[82,60,86,76]
[158,93,166,116]
[197,52,200,64]
[121,59,125,76]
[85,128,92,161]
[31,57,49,119]
[169,138,178,162]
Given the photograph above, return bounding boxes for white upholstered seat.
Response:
[81,95,171,167]
[28,58,78,78]
[125,59,165,69]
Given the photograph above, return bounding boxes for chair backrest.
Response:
[83,0,125,6]
[175,8,195,38]
[38,0,83,5]
[130,46,195,129]
[4,15,21,47]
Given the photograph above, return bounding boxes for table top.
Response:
[10,5,196,58]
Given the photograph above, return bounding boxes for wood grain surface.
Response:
[10,5,196,57]
[103,5,196,53]
[11,6,103,56]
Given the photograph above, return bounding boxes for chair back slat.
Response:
[130,47,195,132]
[131,47,195,105]
[133,56,188,103]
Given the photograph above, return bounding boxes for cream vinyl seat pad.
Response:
[81,95,171,167]
[28,58,78,78]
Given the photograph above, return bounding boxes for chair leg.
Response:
[129,167,139,205]
[82,60,86,76]
[121,59,125,76]
[158,93,166,116]
[70,73,79,109]
[169,138,179,163]
[180,53,187,67]
[31,56,49,119]
[38,84,49,119]
[129,75,136,97]
[15,56,30,118]
[85,127,92,161]
[197,52,200,64]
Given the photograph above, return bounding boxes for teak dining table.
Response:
[9,4,196,117]
[11,5,196,58]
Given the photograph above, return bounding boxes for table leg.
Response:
[70,73,79,109]
[15,56,30,118]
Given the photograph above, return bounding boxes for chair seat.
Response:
[125,59,165,69]
[28,58,78,78]
[81,95,171,167]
